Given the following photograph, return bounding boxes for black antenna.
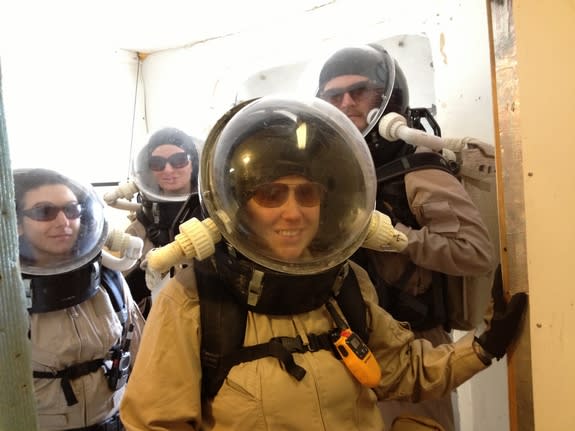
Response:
[325,301,349,329]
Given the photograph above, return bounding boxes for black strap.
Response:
[137,200,187,247]
[100,267,127,326]
[333,268,369,343]
[375,151,457,184]
[197,259,368,399]
[124,266,150,306]
[371,261,448,332]
[201,332,335,399]
[196,262,248,399]
[64,413,123,431]
[33,359,105,406]
[32,268,129,406]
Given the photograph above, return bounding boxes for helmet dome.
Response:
[200,95,376,275]
[14,168,108,276]
[132,127,201,202]
[316,44,409,136]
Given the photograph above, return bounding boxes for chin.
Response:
[274,248,305,262]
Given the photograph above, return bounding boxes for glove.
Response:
[140,252,166,293]
[475,265,528,361]
[362,211,408,253]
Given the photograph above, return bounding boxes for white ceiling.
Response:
[0,0,333,54]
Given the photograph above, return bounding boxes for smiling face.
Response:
[244,175,321,262]
[18,184,81,265]
[320,74,382,131]
[150,144,193,195]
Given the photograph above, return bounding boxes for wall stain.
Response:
[439,32,448,64]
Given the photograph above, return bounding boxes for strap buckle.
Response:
[270,335,306,353]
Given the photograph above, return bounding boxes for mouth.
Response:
[276,229,302,237]
[50,229,74,238]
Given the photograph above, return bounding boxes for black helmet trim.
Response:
[24,259,101,313]
[199,244,346,315]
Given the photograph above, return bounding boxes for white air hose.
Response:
[103,181,140,212]
[379,112,466,153]
[379,112,496,181]
[101,229,144,272]
[145,218,222,273]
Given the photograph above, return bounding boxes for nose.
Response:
[162,163,175,172]
[339,91,356,108]
[280,192,304,220]
[53,209,70,225]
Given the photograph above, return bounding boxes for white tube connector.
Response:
[103,181,140,212]
[362,211,408,253]
[101,229,144,272]
[146,217,222,273]
[379,113,496,181]
[379,112,466,153]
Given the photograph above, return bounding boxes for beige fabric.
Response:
[120,262,487,431]
[31,280,145,430]
[370,168,495,296]
[391,414,446,431]
[368,166,494,431]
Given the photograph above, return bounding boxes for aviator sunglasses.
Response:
[22,203,82,222]
[249,182,326,208]
[319,80,381,106]
[148,152,190,171]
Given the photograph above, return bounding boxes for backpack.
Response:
[193,255,369,400]
[367,147,498,331]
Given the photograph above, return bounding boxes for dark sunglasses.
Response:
[22,203,82,222]
[149,152,190,171]
[249,182,325,208]
[319,80,380,106]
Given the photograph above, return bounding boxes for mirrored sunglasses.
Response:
[319,80,380,106]
[22,203,82,221]
[249,182,325,208]
[149,152,190,171]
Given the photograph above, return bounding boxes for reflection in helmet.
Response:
[132,127,201,203]
[200,96,376,275]
[14,168,108,276]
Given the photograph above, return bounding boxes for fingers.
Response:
[491,265,506,314]
[505,292,528,323]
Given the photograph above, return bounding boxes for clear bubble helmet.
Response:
[14,168,108,276]
[316,44,409,137]
[200,95,377,275]
[132,127,201,203]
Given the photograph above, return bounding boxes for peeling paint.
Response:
[439,32,448,64]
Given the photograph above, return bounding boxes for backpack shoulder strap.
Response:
[334,267,369,343]
[33,265,130,406]
[375,151,458,184]
[100,265,127,325]
[195,260,248,399]
[195,261,369,399]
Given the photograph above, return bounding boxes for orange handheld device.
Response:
[331,328,382,387]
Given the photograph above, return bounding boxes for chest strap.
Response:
[33,358,105,406]
[65,413,122,431]
[201,332,334,390]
